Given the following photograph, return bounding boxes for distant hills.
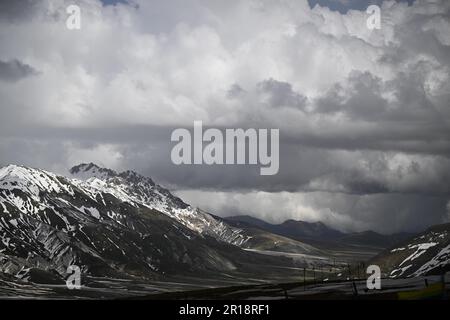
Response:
[226,215,450,278]
[225,215,414,250]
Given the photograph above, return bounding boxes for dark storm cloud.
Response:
[315,70,448,122]
[0,59,37,82]
[0,0,41,22]
[227,84,246,99]
[257,79,307,110]
[2,104,448,198]
[315,71,388,118]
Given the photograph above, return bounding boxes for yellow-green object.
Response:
[398,282,446,300]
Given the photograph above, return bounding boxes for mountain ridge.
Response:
[225,215,414,250]
[0,163,263,283]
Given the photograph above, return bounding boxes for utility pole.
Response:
[347,263,351,280]
[303,268,306,291]
[313,267,316,284]
[352,281,358,297]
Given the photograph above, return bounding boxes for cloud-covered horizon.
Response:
[0,0,449,233]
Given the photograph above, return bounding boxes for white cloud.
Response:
[2,0,448,129]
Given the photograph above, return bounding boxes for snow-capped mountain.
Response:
[370,223,450,278]
[0,163,266,283]
[69,163,248,246]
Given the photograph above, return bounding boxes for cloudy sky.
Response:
[0,0,449,234]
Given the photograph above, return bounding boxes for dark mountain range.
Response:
[225,215,413,250]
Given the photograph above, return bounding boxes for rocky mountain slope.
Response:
[0,163,296,284]
[69,163,248,246]
[370,223,450,278]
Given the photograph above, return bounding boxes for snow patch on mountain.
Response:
[69,163,249,246]
[375,227,450,278]
[0,163,248,246]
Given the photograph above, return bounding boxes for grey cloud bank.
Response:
[0,0,449,233]
[0,59,37,82]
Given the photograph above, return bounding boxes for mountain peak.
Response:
[0,164,22,177]
[70,163,155,186]
[0,164,72,197]
[0,164,54,182]
[69,163,118,180]
[1,163,248,248]
[0,163,31,174]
